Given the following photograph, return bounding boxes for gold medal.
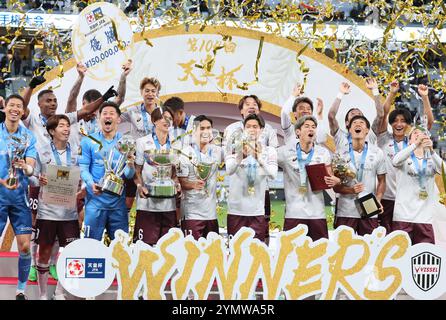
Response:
[248,186,255,195]
[419,190,428,200]
[298,186,307,194]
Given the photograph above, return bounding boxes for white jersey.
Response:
[335,142,386,219]
[33,142,79,221]
[169,114,196,147]
[223,120,279,154]
[120,103,155,139]
[225,146,278,216]
[392,144,444,224]
[71,118,101,148]
[334,128,377,153]
[277,142,331,219]
[281,95,329,145]
[23,111,78,151]
[377,131,408,201]
[177,144,223,220]
[135,133,176,212]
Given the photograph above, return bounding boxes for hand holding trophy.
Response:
[100,134,136,196]
[5,134,30,189]
[144,149,177,198]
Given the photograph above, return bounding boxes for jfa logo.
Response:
[66,259,85,278]
[86,13,95,25]
[66,258,106,279]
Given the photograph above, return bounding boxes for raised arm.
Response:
[21,74,46,119]
[328,82,350,137]
[418,84,434,130]
[281,83,303,130]
[365,77,384,135]
[114,59,132,106]
[392,143,417,167]
[76,86,117,121]
[66,63,87,113]
[378,80,400,134]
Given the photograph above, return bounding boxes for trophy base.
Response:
[100,176,124,197]
[146,180,176,198]
[355,193,381,219]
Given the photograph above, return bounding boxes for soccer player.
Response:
[280,83,326,145]
[133,107,181,246]
[119,76,160,215]
[66,60,131,140]
[32,115,80,300]
[328,78,384,148]
[223,95,278,244]
[120,76,161,138]
[376,82,433,234]
[177,115,223,240]
[164,96,196,146]
[392,128,442,244]
[225,114,278,242]
[277,116,340,241]
[333,115,386,235]
[79,102,135,241]
[24,82,117,282]
[0,94,37,300]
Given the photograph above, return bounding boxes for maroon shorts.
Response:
[181,219,219,240]
[124,177,137,198]
[379,199,394,235]
[334,216,379,236]
[35,219,79,247]
[227,214,266,242]
[392,221,435,245]
[133,210,177,246]
[283,218,329,241]
[264,190,271,239]
[28,186,40,217]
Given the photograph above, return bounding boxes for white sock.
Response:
[54,281,66,300]
[36,262,49,300]
[50,240,60,265]
[31,229,38,267]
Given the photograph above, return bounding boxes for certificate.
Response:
[42,165,81,208]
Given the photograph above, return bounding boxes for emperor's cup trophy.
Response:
[100,135,136,196]
[227,128,261,196]
[191,152,215,196]
[144,149,177,198]
[6,135,30,187]
[332,153,381,218]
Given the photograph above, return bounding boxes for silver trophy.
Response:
[144,149,177,198]
[99,135,136,196]
[6,135,29,187]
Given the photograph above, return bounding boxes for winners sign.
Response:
[58,226,446,300]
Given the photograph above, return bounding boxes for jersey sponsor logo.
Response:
[66,258,105,279]
[411,252,441,291]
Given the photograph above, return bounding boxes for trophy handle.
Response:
[115,153,128,177]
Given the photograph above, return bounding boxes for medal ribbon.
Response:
[140,103,153,135]
[296,143,314,188]
[410,152,427,192]
[348,135,368,182]
[50,142,72,166]
[152,132,171,150]
[393,137,408,154]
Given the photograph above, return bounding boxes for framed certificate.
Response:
[42,165,81,208]
[305,163,330,192]
[355,193,381,219]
